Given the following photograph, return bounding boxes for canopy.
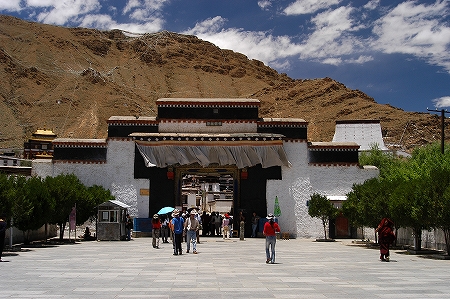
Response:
[136,143,291,169]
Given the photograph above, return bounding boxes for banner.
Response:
[69,206,76,231]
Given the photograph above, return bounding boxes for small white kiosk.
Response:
[97,200,130,241]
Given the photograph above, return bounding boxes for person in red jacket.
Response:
[263,213,280,264]
[152,214,162,249]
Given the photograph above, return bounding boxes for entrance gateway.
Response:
[129,98,295,236]
[44,97,377,238]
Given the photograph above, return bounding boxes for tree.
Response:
[13,176,54,244]
[77,185,114,226]
[308,193,338,240]
[343,178,396,241]
[0,173,15,221]
[45,174,87,240]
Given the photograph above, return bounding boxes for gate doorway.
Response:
[174,166,238,214]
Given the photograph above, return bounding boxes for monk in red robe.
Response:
[376,218,396,262]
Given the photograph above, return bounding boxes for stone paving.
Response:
[1,237,450,299]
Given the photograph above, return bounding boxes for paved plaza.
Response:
[1,237,450,299]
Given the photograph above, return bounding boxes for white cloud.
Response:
[346,55,373,64]
[363,0,380,10]
[123,0,140,14]
[258,0,272,10]
[14,0,167,33]
[26,0,57,6]
[298,6,367,62]
[432,96,450,108]
[32,0,101,25]
[372,1,450,72]
[79,13,162,33]
[183,17,302,64]
[283,0,341,15]
[0,0,21,11]
[123,0,169,20]
[183,6,373,68]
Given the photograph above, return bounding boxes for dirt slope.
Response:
[0,15,444,152]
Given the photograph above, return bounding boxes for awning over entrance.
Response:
[133,133,291,169]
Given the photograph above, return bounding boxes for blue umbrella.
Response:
[157,206,175,215]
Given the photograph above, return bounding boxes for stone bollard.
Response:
[240,221,245,240]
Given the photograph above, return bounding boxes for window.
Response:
[206,121,222,126]
[98,209,119,222]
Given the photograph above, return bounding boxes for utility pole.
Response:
[427,108,449,154]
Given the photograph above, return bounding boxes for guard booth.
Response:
[97,200,130,241]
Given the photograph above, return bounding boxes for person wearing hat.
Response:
[263,213,280,264]
[171,209,185,255]
[151,214,162,249]
[184,210,200,253]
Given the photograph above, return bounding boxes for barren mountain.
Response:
[0,15,445,153]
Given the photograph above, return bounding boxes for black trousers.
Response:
[174,232,183,254]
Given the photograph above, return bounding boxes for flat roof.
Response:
[108,116,157,121]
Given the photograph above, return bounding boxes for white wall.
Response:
[32,138,379,239]
[266,141,379,239]
[32,139,149,218]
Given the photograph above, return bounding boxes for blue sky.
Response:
[1,0,449,113]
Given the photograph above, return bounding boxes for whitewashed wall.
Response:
[267,141,379,239]
[33,138,379,239]
[32,139,149,218]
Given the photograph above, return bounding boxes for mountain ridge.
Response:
[0,15,444,152]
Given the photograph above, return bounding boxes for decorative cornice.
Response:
[335,119,380,124]
[158,119,257,124]
[308,147,359,152]
[52,160,106,164]
[308,142,359,151]
[157,98,260,108]
[53,139,107,148]
[132,133,285,145]
[107,137,133,142]
[309,162,360,167]
[108,121,158,126]
[284,139,308,142]
[258,118,308,127]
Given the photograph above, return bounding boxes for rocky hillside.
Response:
[0,15,444,153]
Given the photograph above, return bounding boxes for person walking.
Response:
[151,214,161,249]
[376,218,396,262]
[201,211,210,237]
[251,212,260,237]
[161,215,170,243]
[263,213,280,264]
[185,210,200,253]
[171,209,184,255]
[125,214,133,241]
[0,215,6,262]
[222,214,230,239]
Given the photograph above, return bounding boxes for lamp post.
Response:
[427,108,449,154]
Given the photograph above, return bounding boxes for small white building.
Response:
[32,98,379,239]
